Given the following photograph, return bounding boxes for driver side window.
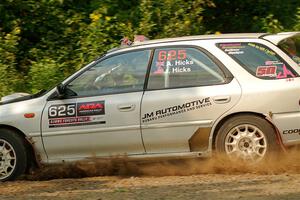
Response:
[67,50,151,96]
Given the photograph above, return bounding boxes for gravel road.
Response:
[0,150,300,200]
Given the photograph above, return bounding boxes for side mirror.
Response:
[56,84,66,98]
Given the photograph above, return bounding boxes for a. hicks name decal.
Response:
[142,97,212,123]
[48,101,105,128]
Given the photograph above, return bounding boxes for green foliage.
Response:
[77,11,133,67]
[294,8,300,31]
[0,0,300,98]
[261,14,284,33]
[202,0,300,33]
[0,25,20,97]
[137,0,209,37]
[28,58,65,93]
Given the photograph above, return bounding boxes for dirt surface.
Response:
[1,150,300,200]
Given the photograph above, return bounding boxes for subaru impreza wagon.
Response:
[0,32,300,181]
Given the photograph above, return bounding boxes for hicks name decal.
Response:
[142,97,212,123]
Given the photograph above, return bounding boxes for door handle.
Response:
[117,104,135,112]
[213,96,231,104]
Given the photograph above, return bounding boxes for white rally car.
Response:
[0,32,300,181]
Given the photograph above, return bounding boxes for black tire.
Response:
[215,115,279,162]
[0,128,27,181]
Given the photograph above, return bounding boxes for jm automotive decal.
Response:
[142,97,212,123]
[48,101,105,128]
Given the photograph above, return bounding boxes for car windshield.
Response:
[278,35,300,66]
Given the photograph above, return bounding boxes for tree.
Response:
[0,25,21,97]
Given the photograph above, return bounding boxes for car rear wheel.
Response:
[215,115,279,162]
[0,129,27,181]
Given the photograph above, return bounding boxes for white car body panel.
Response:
[41,92,145,161]
[141,79,242,153]
[0,97,47,161]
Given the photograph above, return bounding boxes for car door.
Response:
[41,50,151,161]
[141,46,242,153]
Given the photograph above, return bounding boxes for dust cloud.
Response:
[24,148,300,181]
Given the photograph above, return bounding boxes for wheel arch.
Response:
[211,111,284,150]
[0,124,41,170]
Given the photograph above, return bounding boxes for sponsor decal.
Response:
[225,49,244,55]
[219,43,243,49]
[276,64,295,79]
[248,43,276,56]
[256,66,277,77]
[218,43,244,54]
[265,60,283,65]
[142,97,212,123]
[49,116,91,125]
[77,101,105,116]
[48,101,105,128]
[283,129,300,135]
[49,121,105,128]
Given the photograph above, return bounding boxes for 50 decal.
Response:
[48,104,76,118]
[256,66,277,77]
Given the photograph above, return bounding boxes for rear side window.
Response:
[147,47,226,90]
[217,42,298,79]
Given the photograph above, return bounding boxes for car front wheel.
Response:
[0,129,27,181]
[215,115,279,162]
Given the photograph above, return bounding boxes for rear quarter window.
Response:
[217,42,299,79]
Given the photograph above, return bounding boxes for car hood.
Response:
[0,93,32,105]
[0,90,47,106]
[1,93,31,102]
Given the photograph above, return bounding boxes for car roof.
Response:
[131,33,268,46]
[107,33,268,54]
[107,32,300,54]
